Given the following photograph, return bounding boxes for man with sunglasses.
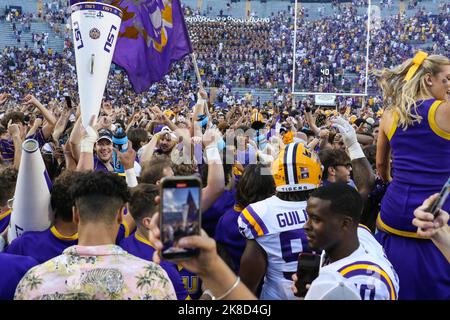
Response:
[320,117,375,203]
[319,148,355,187]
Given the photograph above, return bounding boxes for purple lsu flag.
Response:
[71,0,193,93]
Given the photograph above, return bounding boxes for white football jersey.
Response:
[238,195,311,300]
[317,225,400,300]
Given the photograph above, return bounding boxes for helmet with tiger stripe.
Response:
[272,142,322,192]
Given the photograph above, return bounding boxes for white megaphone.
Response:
[7,139,53,243]
[71,2,123,128]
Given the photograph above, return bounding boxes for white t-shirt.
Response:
[313,226,400,300]
[238,196,310,300]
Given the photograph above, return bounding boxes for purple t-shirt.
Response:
[202,188,236,237]
[0,253,38,300]
[0,210,11,234]
[93,154,113,172]
[5,227,78,264]
[215,206,247,273]
[5,224,130,264]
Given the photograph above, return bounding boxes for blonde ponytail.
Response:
[374,53,450,129]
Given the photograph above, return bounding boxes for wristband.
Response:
[80,126,98,153]
[125,168,138,188]
[80,137,95,153]
[205,146,221,163]
[197,98,208,104]
[197,92,208,105]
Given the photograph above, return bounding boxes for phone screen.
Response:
[160,177,201,260]
[429,177,450,217]
[295,253,321,298]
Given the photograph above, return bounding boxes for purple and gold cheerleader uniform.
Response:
[376,98,450,300]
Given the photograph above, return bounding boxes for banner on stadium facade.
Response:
[71,2,122,128]
[185,15,270,24]
[314,94,336,107]
[7,140,53,243]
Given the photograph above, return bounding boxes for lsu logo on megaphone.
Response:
[74,21,84,49]
[104,25,117,53]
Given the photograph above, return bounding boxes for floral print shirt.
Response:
[14,245,176,300]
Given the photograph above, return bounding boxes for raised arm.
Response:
[147,212,256,300]
[332,117,375,202]
[139,133,160,164]
[201,128,225,212]
[25,117,42,138]
[305,108,320,136]
[76,117,98,172]
[7,121,23,170]
[151,106,178,132]
[23,94,56,139]
[69,117,83,163]
[52,109,70,145]
[356,133,374,145]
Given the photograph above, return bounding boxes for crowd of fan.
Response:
[0,1,447,108]
[0,1,448,302]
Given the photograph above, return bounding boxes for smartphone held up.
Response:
[429,177,450,217]
[295,252,321,298]
[160,176,202,260]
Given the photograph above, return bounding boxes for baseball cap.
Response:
[160,126,177,140]
[304,271,361,300]
[153,124,165,135]
[97,128,113,143]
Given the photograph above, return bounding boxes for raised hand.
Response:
[33,117,43,128]
[7,120,21,139]
[114,141,136,170]
[202,128,222,148]
[198,88,208,100]
[330,116,357,148]
[22,94,40,107]
[94,116,111,131]
[102,101,113,116]
[0,93,10,105]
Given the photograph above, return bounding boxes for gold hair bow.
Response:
[404,51,428,81]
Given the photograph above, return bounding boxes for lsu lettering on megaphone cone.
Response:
[7,139,53,243]
[71,2,123,128]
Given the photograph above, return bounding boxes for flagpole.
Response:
[191,52,204,91]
